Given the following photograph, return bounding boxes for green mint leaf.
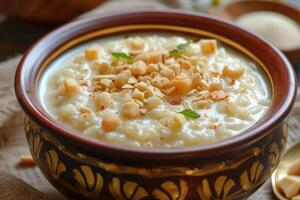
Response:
[111,52,135,61]
[178,109,200,119]
[177,43,189,51]
[169,42,190,56]
[169,49,179,56]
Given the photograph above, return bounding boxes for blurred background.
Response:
[0,0,299,61]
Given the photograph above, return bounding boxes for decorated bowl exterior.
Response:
[15,11,297,200]
[25,117,287,199]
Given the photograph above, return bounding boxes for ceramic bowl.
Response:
[15,11,297,200]
[221,0,300,65]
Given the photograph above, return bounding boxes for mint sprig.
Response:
[178,109,200,119]
[169,42,190,56]
[111,52,135,61]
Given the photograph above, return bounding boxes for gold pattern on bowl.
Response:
[24,116,285,199]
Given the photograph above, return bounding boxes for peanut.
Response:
[170,76,192,95]
[222,66,244,80]
[95,92,111,110]
[85,47,98,60]
[102,115,120,132]
[123,101,140,118]
[114,70,132,88]
[64,78,80,93]
[130,60,147,75]
[145,96,161,110]
[160,68,175,79]
[200,39,217,55]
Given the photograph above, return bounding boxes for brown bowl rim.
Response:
[15,10,297,160]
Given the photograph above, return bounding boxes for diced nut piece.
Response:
[64,78,80,93]
[222,66,244,80]
[123,101,140,118]
[129,38,145,50]
[132,88,144,101]
[145,96,161,110]
[114,70,132,88]
[200,39,217,55]
[85,47,98,60]
[192,73,202,87]
[166,96,183,105]
[147,64,159,73]
[122,84,134,89]
[195,100,211,109]
[144,88,156,98]
[198,79,209,90]
[166,57,175,65]
[169,63,181,75]
[209,81,223,91]
[134,99,144,107]
[209,90,229,101]
[170,76,192,95]
[95,92,111,110]
[180,59,193,70]
[135,82,148,91]
[100,79,112,88]
[141,52,165,64]
[160,68,175,79]
[19,155,36,167]
[289,159,300,176]
[162,86,176,95]
[151,75,170,89]
[102,115,120,132]
[128,77,138,84]
[278,175,300,198]
[130,60,147,75]
[115,65,129,73]
[93,60,110,74]
[93,74,115,80]
[166,113,186,131]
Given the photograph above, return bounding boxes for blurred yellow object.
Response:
[211,0,223,6]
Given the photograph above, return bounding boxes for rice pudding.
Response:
[40,35,271,148]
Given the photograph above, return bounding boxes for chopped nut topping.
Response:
[85,47,98,60]
[102,115,120,132]
[151,75,170,89]
[170,75,192,95]
[114,70,132,88]
[222,66,245,80]
[209,90,229,101]
[100,79,112,88]
[64,78,80,93]
[160,68,175,79]
[123,101,140,118]
[130,60,147,75]
[200,39,217,55]
[93,60,110,74]
[132,88,144,101]
[95,92,111,110]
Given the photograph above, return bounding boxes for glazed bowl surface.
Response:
[15,11,296,200]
